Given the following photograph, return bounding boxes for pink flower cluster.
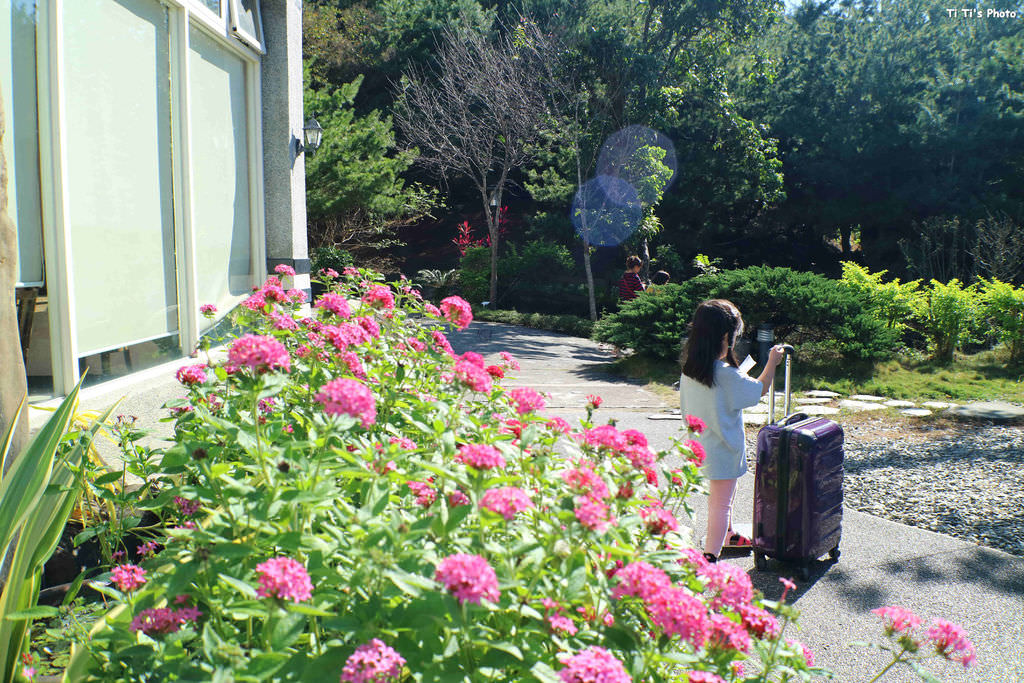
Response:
[129,605,202,635]
[562,463,610,500]
[686,414,707,434]
[175,364,207,385]
[111,564,147,592]
[227,334,291,373]
[455,444,505,470]
[557,646,631,683]
[255,556,313,603]
[548,614,578,636]
[439,296,473,329]
[507,387,546,415]
[174,496,200,517]
[314,378,376,428]
[340,639,406,683]
[683,439,706,467]
[362,285,395,310]
[480,486,534,520]
[435,553,500,605]
[685,672,723,683]
[871,607,976,668]
[499,351,520,370]
[448,490,470,507]
[323,322,371,351]
[315,292,353,318]
[274,263,296,277]
[573,497,614,532]
[871,605,921,635]
[407,480,436,507]
[453,357,492,394]
[586,394,602,409]
[199,303,217,317]
[640,504,679,535]
[431,330,454,357]
[702,561,754,610]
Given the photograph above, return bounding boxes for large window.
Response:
[189,24,253,327]
[62,0,180,357]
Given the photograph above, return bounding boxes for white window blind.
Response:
[62,0,179,355]
[2,0,44,286]
[189,24,253,328]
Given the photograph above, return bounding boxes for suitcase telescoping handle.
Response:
[767,344,796,424]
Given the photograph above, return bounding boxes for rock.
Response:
[946,402,1024,423]
[900,408,933,417]
[794,397,834,404]
[883,400,917,408]
[742,413,768,425]
[849,394,886,401]
[799,405,841,416]
[839,399,887,412]
[805,390,841,398]
[922,401,956,409]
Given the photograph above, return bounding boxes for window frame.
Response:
[228,0,263,54]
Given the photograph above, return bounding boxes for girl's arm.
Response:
[755,345,787,396]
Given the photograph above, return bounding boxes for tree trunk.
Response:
[639,237,651,282]
[583,237,596,322]
[0,88,29,472]
[487,199,499,304]
[840,225,852,257]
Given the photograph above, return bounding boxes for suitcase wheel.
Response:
[829,545,841,561]
[753,551,768,571]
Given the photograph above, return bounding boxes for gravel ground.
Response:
[745,419,1024,557]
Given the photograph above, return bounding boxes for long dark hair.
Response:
[681,299,744,388]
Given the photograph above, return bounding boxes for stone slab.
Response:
[799,405,841,416]
[946,401,1024,423]
[839,399,887,412]
[900,408,933,417]
[647,414,682,421]
[883,400,917,408]
[922,401,956,409]
[794,397,834,404]
[848,394,886,401]
[804,390,841,398]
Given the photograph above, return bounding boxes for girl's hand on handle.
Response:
[768,344,787,366]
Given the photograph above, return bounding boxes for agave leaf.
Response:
[0,398,26,485]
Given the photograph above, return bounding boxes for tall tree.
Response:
[0,89,28,471]
[394,22,549,301]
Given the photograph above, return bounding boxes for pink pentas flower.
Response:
[227,334,291,373]
[586,394,602,409]
[548,417,571,434]
[624,444,656,470]
[340,639,406,683]
[320,267,339,279]
[111,564,147,592]
[453,359,492,393]
[684,439,706,466]
[274,263,296,277]
[573,496,613,532]
[431,330,454,357]
[323,322,371,351]
[460,351,485,368]
[480,487,534,520]
[175,364,207,386]
[174,496,200,517]
[685,672,724,683]
[581,425,627,452]
[737,603,781,639]
[315,292,352,318]
[557,647,631,683]
[362,285,395,310]
[622,429,647,447]
[406,337,426,352]
[340,351,367,379]
[22,666,35,681]
[685,414,706,434]
[342,266,359,277]
[138,540,160,559]
[129,606,201,635]
[871,605,922,635]
[439,296,473,329]
[314,378,376,428]
[701,561,754,610]
[255,556,313,603]
[241,291,267,312]
[423,303,441,317]
[926,619,976,668]
[355,316,381,339]
[199,303,217,317]
[435,554,500,605]
[641,505,679,535]
[646,584,710,647]
[455,444,505,470]
[508,387,546,415]
[561,464,610,500]
[271,312,300,331]
[786,638,816,667]
[287,288,307,303]
[448,490,470,507]
[708,612,752,653]
[389,436,417,450]
[611,561,671,601]
[407,480,436,507]
[486,365,504,378]
[549,614,578,635]
[499,351,520,370]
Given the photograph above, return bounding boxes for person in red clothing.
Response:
[618,255,646,302]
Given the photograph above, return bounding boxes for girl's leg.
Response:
[705,478,738,557]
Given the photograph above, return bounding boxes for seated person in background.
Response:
[618,255,646,302]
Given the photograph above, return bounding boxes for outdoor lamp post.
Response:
[299,117,324,157]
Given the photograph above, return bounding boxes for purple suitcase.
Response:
[752,349,843,580]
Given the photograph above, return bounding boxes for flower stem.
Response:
[866,650,906,683]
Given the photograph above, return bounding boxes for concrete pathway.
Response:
[450,322,1024,683]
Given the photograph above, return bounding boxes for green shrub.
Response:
[593,267,900,362]
[311,245,354,275]
[473,308,595,338]
[839,261,922,332]
[457,245,491,303]
[458,241,574,309]
[978,278,1024,363]
[915,279,978,362]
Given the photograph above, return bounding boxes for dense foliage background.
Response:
[302,0,1024,316]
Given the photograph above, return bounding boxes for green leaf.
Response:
[91,470,125,487]
[219,573,257,598]
[4,606,59,621]
[486,641,523,660]
[270,610,306,650]
[530,661,562,683]
[566,565,587,599]
[240,653,289,681]
[284,603,333,617]
[909,662,942,683]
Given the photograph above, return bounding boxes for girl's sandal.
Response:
[724,532,753,550]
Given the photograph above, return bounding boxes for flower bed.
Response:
[58,267,949,682]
